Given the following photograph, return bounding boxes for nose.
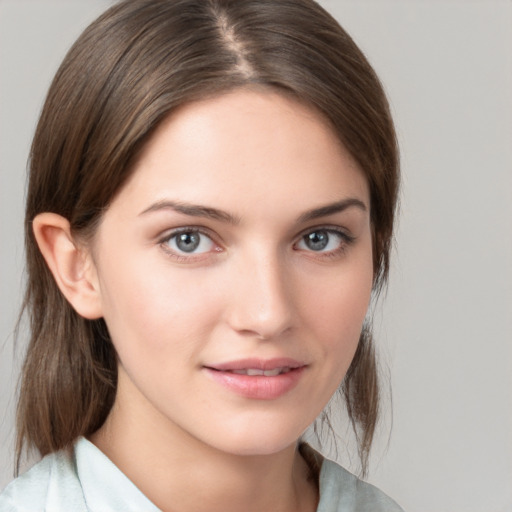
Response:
[225,250,294,340]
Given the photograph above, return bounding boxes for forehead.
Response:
[112,89,369,217]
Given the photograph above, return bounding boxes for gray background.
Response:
[1,1,511,510]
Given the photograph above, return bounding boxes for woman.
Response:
[0,0,401,510]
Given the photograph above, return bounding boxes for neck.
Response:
[89,371,318,512]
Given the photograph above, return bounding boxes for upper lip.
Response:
[204,358,307,372]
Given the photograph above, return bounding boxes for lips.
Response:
[203,358,307,400]
[205,357,305,373]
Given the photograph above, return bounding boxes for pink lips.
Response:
[203,358,307,400]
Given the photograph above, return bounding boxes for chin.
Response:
[218,438,298,458]
[201,417,309,457]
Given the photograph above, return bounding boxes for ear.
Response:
[32,213,103,319]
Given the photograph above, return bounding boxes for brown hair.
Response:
[17,0,399,475]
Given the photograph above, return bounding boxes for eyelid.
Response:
[158,226,223,261]
[293,225,356,256]
[295,224,355,243]
[156,224,355,262]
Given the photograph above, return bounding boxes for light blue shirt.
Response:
[0,438,403,511]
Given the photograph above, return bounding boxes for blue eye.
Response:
[165,230,215,254]
[296,229,349,253]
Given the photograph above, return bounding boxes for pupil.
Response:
[176,232,200,252]
[306,231,328,251]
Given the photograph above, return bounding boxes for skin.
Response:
[35,89,374,512]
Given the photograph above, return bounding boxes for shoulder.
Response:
[317,457,404,512]
[1,437,161,512]
[0,447,87,512]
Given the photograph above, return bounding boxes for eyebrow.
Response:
[296,198,367,223]
[139,200,240,225]
[139,197,367,224]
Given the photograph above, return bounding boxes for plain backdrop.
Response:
[1,1,511,510]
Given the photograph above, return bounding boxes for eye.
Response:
[163,229,216,255]
[295,229,352,253]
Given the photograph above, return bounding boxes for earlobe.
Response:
[32,213,103,319]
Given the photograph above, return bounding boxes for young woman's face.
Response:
[89,89,373,455]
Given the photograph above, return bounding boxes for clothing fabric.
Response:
[0,437,403,511]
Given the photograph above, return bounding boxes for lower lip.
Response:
[204,367,306,400]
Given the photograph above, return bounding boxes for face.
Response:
[89,89,373,456]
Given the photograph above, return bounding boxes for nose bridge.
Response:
[228,245,293,339]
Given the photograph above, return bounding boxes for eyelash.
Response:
[294,226,356,260]
[159,227,221,262]
[158,225,355,262]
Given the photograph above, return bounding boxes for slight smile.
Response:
[203,358,308,400]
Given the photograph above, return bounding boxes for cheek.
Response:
[97,254,222,359]
[303,256,373,360]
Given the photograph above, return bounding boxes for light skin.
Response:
[33,89,373,512]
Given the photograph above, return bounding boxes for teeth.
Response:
[262,368,282,376]
[231,367,290,376]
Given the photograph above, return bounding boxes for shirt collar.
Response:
[74,437,161,512]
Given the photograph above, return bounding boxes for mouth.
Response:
[226,367,293,377]
[203,358,307,399]
[204,357,305,374]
